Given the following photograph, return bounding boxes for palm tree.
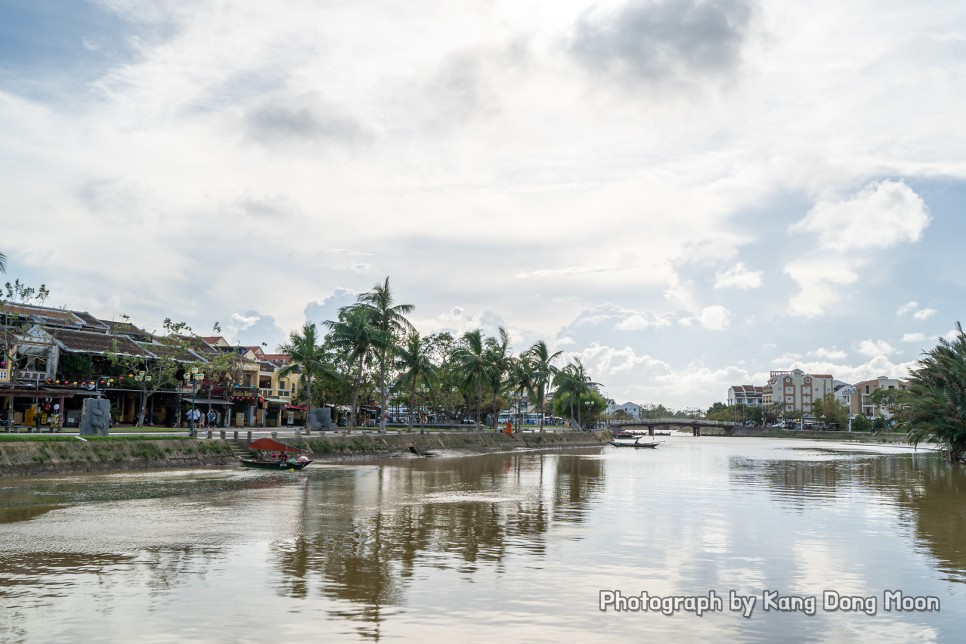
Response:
[553,358,600,429]
[0,252,6,273]
[898,321,966,462]
[483,327,513,430]
[508,355,536,429]
[452,329,486,426]
[356,277,414,432]
[394,331,437,431]
[525,340,562,432]
[324,305,390,429]
[277,323,335,432]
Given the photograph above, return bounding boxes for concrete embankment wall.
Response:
[0,431,609,477]
[732,428,910,443]
[0,438,238,477]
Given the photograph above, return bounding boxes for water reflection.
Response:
[1,443,964,642]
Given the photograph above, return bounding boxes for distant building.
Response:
[833,380,856,409]
[727,385,764,406]
[851,376,906,419]
[762,369,834,416]
[608,401,642,419]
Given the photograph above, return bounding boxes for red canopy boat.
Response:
[241,437,312,470]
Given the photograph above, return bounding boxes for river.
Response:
[1,436,964,643]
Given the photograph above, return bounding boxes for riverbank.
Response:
[0,430,610,476]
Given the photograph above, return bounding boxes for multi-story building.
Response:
[607,401,642,419]
[851,376,906,419]
[762,369,834,416]
[727,385,764,407]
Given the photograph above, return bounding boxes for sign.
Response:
[0,369,8,383]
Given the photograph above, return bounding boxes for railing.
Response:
[258,388,292,399]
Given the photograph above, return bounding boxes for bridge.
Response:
[609,418,739,437]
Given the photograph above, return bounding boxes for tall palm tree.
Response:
[483,327,512,430]
[526,340,562,432]
[324,305,390,429]
[0,252,6,273]
[394,331,437,431]
[898,321,966,462]
[452,329,486,426]
[553,358,600,429]
[356,277,414,432]
[277,323,335,432]
[508,354,537,429]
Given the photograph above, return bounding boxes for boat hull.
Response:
[240,459,312,470]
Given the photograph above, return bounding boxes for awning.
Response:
[189,397,234,406]
[285,404,307,411]
[247,437,301,453]
[264,397,289,406]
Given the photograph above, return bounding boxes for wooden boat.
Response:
[609,437,659,448]
[240,457,313,470]
[241,437,312,470]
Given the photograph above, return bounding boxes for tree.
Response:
[483,327,513,430]
[355,277,414,432]
[525,340,561,432]
[552,358,599,429]
[277,323,336,433]
[451,329,487,426]
[394,331,437,431]
[324,305,389,429]
[2,280,54,426]
[810,394,849,429]
[896,322,966,462]
[0,252,6,273]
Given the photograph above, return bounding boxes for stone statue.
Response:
[80,398,111,436]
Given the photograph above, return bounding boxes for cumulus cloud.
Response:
[784,259,858,317]
[713,262,762,289]
[901,332,926,343]
[854,339,898,358]
[811,347,846,360]
[896,301,936,320]
[680,305,731,330]
[789,180,930,252]
[303,288,358,326]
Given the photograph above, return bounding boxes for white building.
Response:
[762,369,834,415]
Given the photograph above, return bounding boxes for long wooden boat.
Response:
[240,458,313,470]
[609,439,659,448]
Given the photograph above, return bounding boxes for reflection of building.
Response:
[851,376,906,419]
[761,369,834,415]
[727,385,763,406]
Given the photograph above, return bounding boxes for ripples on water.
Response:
[0,438,963,643]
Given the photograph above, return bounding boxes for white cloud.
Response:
[713,263,763,290]
[811,347,847,360]
[854,339,898,358]
[789,180,930,252]
[784,259,859,317]
[897,301,936,320]
[901,332,926,343]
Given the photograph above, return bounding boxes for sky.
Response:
[2,0,965,410]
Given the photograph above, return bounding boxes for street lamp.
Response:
[184,367,205,437]
[134,370,152,427]
[415,383,429,433]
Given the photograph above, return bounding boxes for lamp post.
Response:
[415,383,429,433]
[134,370,152,427]
[184,367,204,437]
[583,399,593,431]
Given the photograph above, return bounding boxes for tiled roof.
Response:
[46,327,149,356]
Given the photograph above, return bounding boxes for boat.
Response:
[240,437,312,470]
[609,436,659,448]
[240,457,313,470]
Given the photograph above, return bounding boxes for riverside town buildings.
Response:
[0,302,305,429]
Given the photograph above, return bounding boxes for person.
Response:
[207,409,217,428]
